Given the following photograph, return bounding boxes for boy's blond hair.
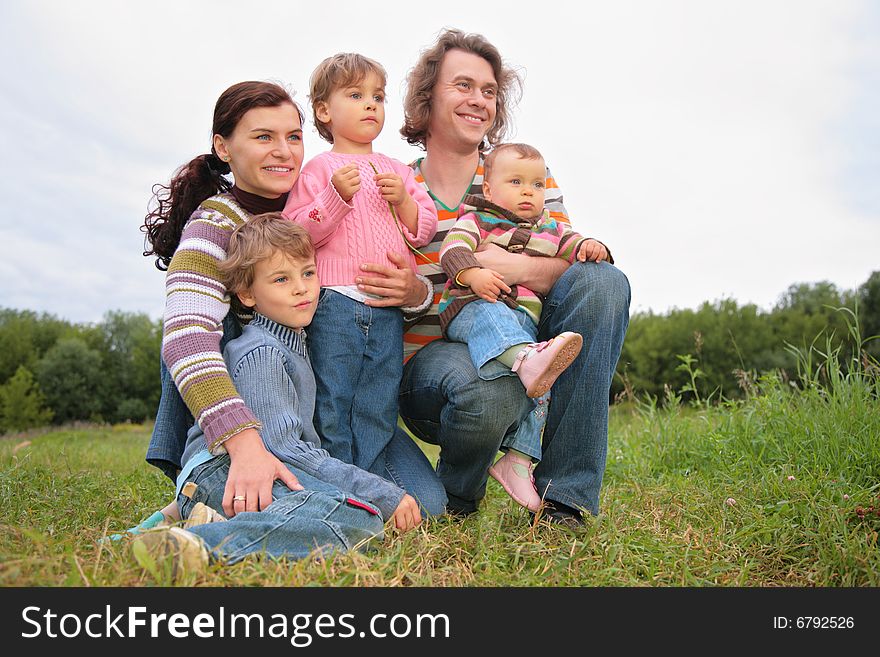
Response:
[483,143,544,180]
[309,53,387,144]
[218,212,315,297]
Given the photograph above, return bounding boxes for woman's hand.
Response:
[356,252,426,308]
[391,494,422,533]
[221,428,303,517]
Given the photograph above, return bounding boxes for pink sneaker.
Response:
[489,452,542,512]
[512,332,583,398]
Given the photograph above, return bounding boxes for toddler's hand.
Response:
[460,267,511,303]
[577,239,608,263]
[373,172,409,207]
[331,164,361,202]
[391,494,421,533]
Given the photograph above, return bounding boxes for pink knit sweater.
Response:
[283,152,438,286]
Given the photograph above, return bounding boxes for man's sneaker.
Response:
[184,502,227,529]
[512,332,583,397]
[133,527,209,577]
[488,452,542,512]
[530,500,585,528]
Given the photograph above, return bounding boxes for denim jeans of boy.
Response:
[307,289,402,472]
[177,455,384,564]
[146,312,242,481]
[399,261,630,515]
[445,299,545,462]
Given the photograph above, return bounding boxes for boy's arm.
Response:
[439,213,484,284]
[232,346,405,519]
[283,159,353,247]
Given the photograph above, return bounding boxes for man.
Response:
[355,29,631,524]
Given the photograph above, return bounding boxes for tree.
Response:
[35,338,105,424]
[857,271,880,359]
[0,366,53,432]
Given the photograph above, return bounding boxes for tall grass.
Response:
[1,318,878,586]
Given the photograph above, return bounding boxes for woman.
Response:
[124,81,440,563]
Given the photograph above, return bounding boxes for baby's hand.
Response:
[460,267,511,302]
[331,164,361,202]
[391,494,421,533]
[577,239,608,263]
[373,172,408,207]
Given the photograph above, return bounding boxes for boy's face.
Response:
[237,250,320,329]
[316,70,385,153]
[482,150,546,220]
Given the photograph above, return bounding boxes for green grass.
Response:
[2,350,879,587]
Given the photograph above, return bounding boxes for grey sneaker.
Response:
[134,527,209,577]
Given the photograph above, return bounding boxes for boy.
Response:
[135,213,421,575]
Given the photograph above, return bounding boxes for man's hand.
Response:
[474,243,568,296]
[357,252,426,307]
[458,267,511,302]
[222,428,303,517]
[391,494,422,533]
[331,164,361,202]
[577,239,608,263]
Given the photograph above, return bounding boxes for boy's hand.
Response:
[331,164,361,202]
[373,172,410,207]
[459,267,511,302]
[391,494,422,533]
[577,239,608,263]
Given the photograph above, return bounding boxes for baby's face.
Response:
[483,150,547,220]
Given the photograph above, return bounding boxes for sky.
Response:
[0,0,877,324]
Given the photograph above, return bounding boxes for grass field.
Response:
[1,340,878,587]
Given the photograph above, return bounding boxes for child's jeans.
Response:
[307,289,402,472]
[177,455,384,564]
[445,299,548,462]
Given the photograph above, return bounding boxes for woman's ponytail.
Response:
[142,152,231,270]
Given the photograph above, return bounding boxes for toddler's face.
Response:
[317,70,386,153]
[483,150,547,220]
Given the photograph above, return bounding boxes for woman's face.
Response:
[214,103,304,198]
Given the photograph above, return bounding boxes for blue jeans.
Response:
[400,261,630,515]
[307,289,402,472]
[148,300,446,517]
[445,299,545,461]
[146,312,242,481]
[177,455,384,564]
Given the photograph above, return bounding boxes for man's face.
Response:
[428,49,498,150]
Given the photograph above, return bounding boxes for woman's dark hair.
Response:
[142,81,301,270]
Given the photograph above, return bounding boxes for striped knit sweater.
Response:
[161,194,260,453]
[403,157,570,359]
[438,195,594,333]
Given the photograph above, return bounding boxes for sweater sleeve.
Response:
[161,205,260,453]
[283,157,354,247]
[231,345,406,519]
[394,160,438,248]
[438,212,483,283]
